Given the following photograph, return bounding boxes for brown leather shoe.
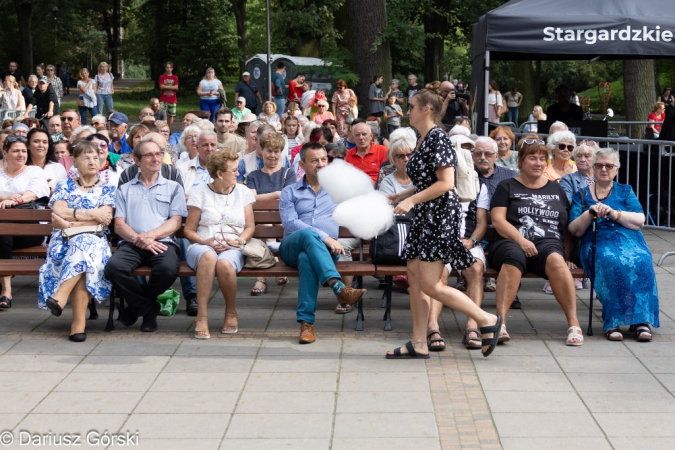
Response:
[337,286,367,305]
[299,322,315,344]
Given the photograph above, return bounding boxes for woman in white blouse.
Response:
[0,135,50,309]
[1,76,26,111]
[27,128,67,194]
[183,150,255,339]
[488,80,502,124]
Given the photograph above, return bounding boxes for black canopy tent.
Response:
[470,0,675,134]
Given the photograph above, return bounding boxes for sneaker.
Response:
[574,278,584,290]
[484,277,496,292]
[455,277,466,291]
[543,280,553,295]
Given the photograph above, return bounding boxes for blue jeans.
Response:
[178,238,196,300]
[507,106,519,126]
[78,106,97,125]
[278,229,341,324]
[200,98,221,122]
[274,97,286,116]
[96,94,114,116]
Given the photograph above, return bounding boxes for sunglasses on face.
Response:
[558,144,574,152]
[394,153,412,160]
[327,155,344,162]
[519,138,545,148]
[61,116,77,122]
[594,163,617,171]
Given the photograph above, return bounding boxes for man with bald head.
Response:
[169,112,198,146]
[48,115,62,136]
[344,122,388,184]
[440,81,468,129]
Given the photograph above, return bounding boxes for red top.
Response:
[159,74,179,103]
[288,80,303,103]
[345,144,389,183]
[648,112,664,132]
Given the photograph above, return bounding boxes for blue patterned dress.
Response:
[38,179,116,310]
[570,183,659,331]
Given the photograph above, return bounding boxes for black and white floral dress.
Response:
[404,126,474,269]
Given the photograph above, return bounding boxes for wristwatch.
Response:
[470,237,479,248]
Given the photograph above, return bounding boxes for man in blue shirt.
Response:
[279,142,366,344]
[108,112,133,154]
[272,61,287,116]
[105,140,187,332]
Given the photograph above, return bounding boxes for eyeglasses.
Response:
[327,155,344,162]
[519,139,545,148]
[94,142,108,151]
[594,163,617,171]
[91,122,103,127]
[472,151,496,157]
[558,144,574,152]
[6,135,27,144]
[139,151,163,159]
[394,153,412,160]
[47,69,54,72]
[141,112,155,117]
[61,116,77,122]
[221,168,239,175]
[578,140,597,147]
[185,135,198,141]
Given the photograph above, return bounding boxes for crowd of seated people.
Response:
[0,80,660,356]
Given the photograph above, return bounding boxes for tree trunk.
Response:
[111,0,122,77]
[513,60,534,126]
[423,5,445,83]
[623,59,655,138]
[230,0,248,74]
[348,0,391,117]
[14,0,33,79]
[334,1,352,61]
[534,60,542,106]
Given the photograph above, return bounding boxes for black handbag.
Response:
[370,212,413,265]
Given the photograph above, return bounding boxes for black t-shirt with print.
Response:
[490,178,570,243]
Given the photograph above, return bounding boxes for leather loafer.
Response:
[299,322,315,344]
[69,332,86,342]
[141,303,160,332]
[185,296,198,317]
[46,297,63,317]
[337,287,367,305]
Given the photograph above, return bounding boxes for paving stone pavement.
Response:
[1,228,674,449]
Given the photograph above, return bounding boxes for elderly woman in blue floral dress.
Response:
[39,141,115,342]
[569,147,659,342]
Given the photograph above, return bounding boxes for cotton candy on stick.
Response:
[317,159,373,204]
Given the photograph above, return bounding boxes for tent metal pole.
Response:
[484,51,491,136]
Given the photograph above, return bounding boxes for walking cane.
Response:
[587,210,598,336]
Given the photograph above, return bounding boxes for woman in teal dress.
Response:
[569,147,659,341]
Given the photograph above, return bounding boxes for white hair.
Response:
[448,125,471,137]
[192,118,215,132]
[91,114,107,124]
[546,130,576,151]
[71,125,96,141]
[300,121,319,144]
[198,130,218,142]
[474,136,498,153]
[593,147,621,168]
[548,121,568,134]
[179,124,203,149]
[388,127,416,163]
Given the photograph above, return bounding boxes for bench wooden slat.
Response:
[0,223,53,236]
[0,209,53,221]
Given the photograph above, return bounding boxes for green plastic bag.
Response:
[156,288,180,316]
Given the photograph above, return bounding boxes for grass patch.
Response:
[61,76,242,121]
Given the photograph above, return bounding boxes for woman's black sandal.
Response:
[605,327,623,341]
[386,341,430,359]
[0,296,11,309]
[635,324,652,342]
[427,330,446,351]
[480,315,503,357]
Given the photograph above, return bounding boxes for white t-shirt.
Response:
[187,183,255,241]
[199,79,221,100]
[0,165,50,199]
[43,162,67,192]
[459,183,489,238]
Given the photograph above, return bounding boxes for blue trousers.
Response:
[96,94,114,116]
[274,97,286,116]
[200,98,220,121]
[279,229,341,324]
[507,106,519,126]
[78,106,97,125]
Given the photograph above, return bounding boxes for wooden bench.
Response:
[0,205,588,334]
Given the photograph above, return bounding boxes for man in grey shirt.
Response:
[105,141,187,332]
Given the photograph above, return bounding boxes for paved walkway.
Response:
[1,228,675,449]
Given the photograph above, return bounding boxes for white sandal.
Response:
[566,326,584,347]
